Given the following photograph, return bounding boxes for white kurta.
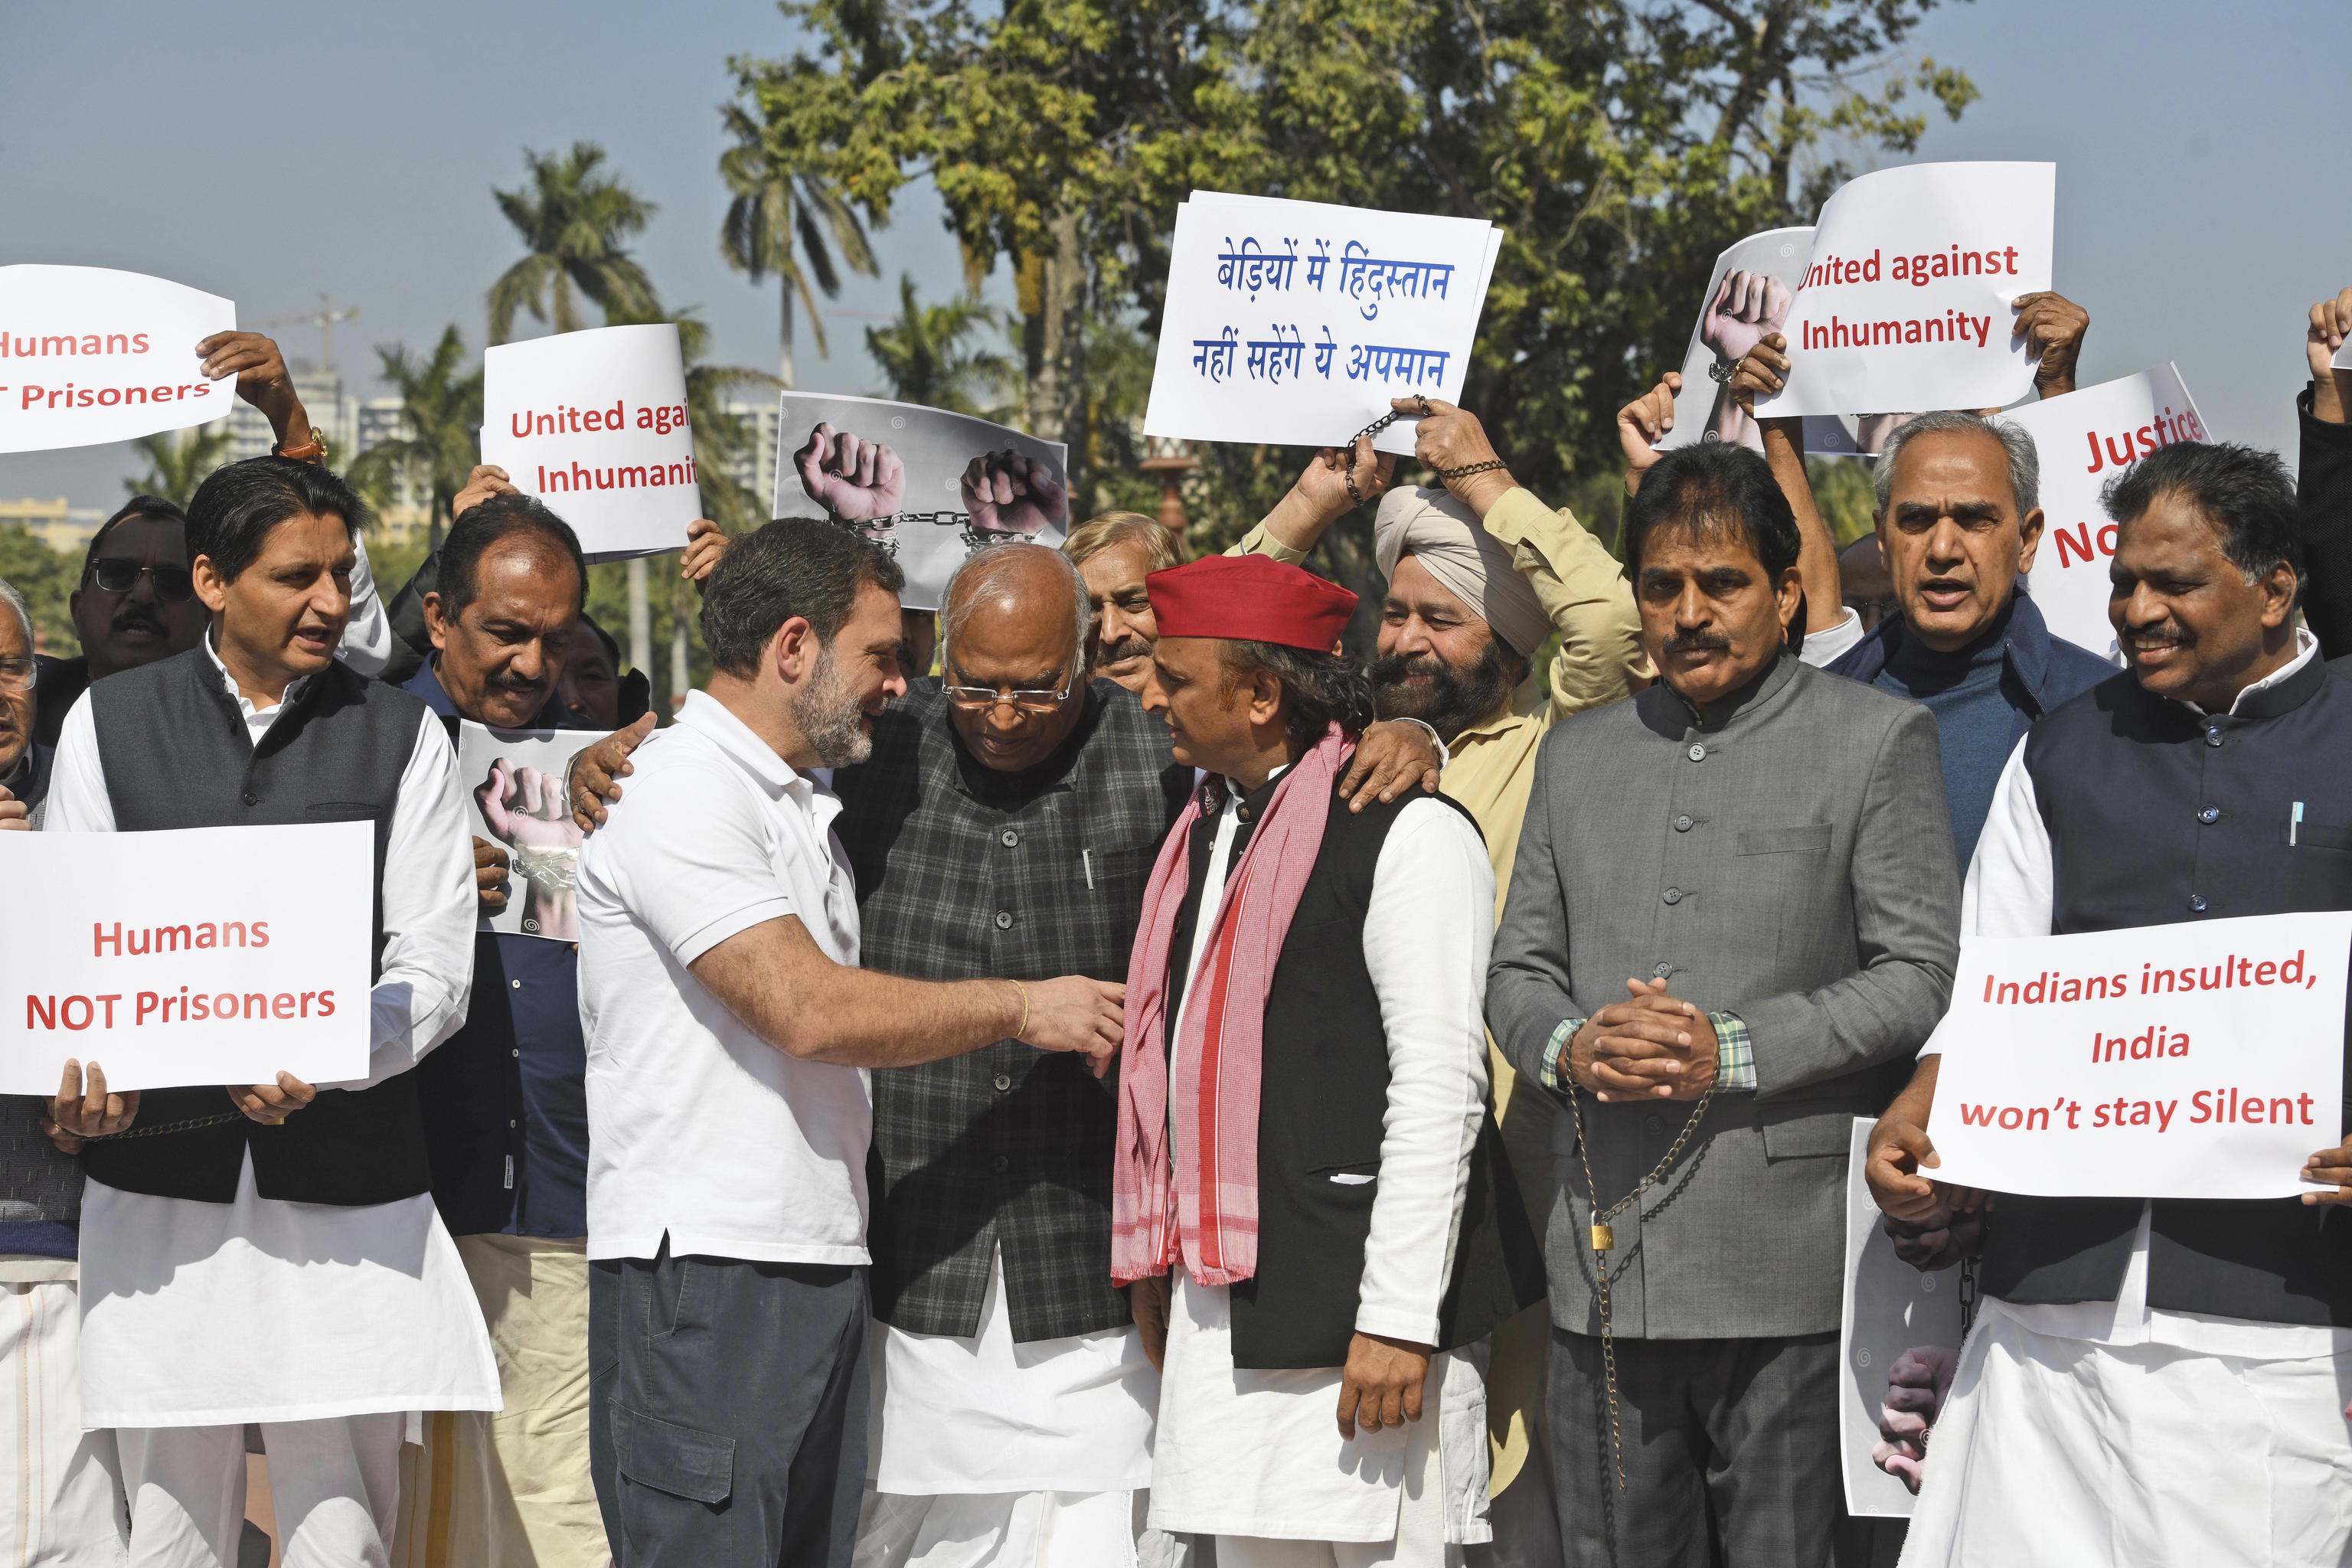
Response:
[1906,629,2352,1566]
[1147,786,1497,1548]
[44,644,497,1426]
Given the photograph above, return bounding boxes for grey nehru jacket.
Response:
[1487,651,1959,1340]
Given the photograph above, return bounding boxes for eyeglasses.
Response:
[942,671,1079,716]
[0,657,34,692]
[87,560,194,602]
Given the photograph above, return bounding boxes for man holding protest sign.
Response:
[2295,285,2352,658]
[389,493,608,1568]
[1867,442,2352,1566]
[1487,442,1959,1568]
[39,456,495,1566]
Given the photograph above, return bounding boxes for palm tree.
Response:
[717,103,877,388]
[865,276,1016,416]
[126,421,235,506]
[344,325,482,552]
[486,143,661,345]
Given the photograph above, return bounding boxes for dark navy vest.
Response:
[1167,772,1545,1369]
[84,645,433,1206]
[1984,655,2352,1324]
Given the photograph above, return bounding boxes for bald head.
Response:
[940,544,1095,773]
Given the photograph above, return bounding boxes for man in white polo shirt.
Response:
[577,518,1127,1568]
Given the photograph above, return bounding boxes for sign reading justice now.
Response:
[1926,912,2352,1200]
[0,822,373,1093]
[479,322,701,560]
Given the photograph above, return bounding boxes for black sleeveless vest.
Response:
[1982,656,2352,1324]
[83,645,434,1206]
[1167,771,1545,1369]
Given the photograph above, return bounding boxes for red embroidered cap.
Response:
[1145,554,1358,653]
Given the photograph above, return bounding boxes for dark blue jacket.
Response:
[1826,589,2115,751]
[402,662,591,1239]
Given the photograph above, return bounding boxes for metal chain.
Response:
[1339,394,1435,506]
[1566,1063,1720,1494]
[1429,458,1508,482]
[1958,1255,1979,1335]
[78,1110,247,1142]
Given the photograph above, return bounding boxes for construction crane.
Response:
[250,294,360,375]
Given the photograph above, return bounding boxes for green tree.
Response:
[729,0,1975,594]
[0,525,80,655]
[864,275,1015,415]
[488,142,662,345]
[344,325,483,550]
[719,99,878,387]
[126,422,235,507]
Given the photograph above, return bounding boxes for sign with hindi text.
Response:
[2011,365,2208,662]
[479,322,701,559]
[0,822,374,1093]
[1926,913,2352,1200]
[0,265,237,453]
[1144,192,1501,456]
[1759,162,2056,420]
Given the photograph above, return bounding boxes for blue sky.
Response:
[2,0,2343,511]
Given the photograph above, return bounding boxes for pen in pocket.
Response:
[2293,801,2305,847]
[1083,848,1095,890]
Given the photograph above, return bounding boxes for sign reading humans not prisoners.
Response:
[0,822,373,1092]
[0,265,237,453]
[1925,912,2352,1200]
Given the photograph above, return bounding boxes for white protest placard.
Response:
[1651,225,1874,461]
[1926,912,2352,1200]
[479,322,700,560]
[0,265,237,453]
[1838,1119,1964,1518]
[1144,191,1501,456]
[2011,365,2209,662]
[773,391,1069,610]
[457,721,592,942]
[1758,162,2056,419]
[0,822,374,1093]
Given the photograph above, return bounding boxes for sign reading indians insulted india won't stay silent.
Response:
[0,823,374,1093]
[0,265,238,453]
[478,322,701,559]
[1759,162,2056,419]
[1926,912,2352,1201]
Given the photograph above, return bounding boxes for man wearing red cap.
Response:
[1117,554,1542,1566]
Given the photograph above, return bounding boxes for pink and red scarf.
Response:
[1111,724,1350,1286]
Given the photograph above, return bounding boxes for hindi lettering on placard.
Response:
[1215,236,1300,299]
[1344,342,1449,385]
[1304,239,1332,292]
[1313,325,1338,379]
[1190,325,1240,383]
[1243,324,1306,384]
[1334,241,1459,321]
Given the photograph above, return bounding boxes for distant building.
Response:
[0,496,105,555]
[723,398,783,511]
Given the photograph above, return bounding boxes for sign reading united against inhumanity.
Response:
[1758,162,2056,419]
[0,265,237,453]
[1144,192,1502,456]
[0,822,374,1093]
[479,322,701,559]
[2011,364,2209,662]
[1926,912,2352,1201]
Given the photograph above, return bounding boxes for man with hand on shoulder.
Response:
[1868,443,2352,1568]
[44,457,493,1565]
[390,492,609,1568]
[575,518,1125,1568]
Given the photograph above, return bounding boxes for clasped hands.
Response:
[1566,977,1719,1102]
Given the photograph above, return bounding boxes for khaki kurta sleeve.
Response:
[1479,485,1651,720]
[1226,521,1312,565]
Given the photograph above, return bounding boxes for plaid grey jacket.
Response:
[835,678,1191,1341]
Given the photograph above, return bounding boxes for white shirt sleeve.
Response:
[336,710,477,1089]
[1919,737,2054,1060]
[586,750,797,967]
[337,534,395,679]
[1798,605,1866,668]
[39,693,115,833]
[1354,798,1497,1345]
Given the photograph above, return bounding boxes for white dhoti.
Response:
[0,1264,127,1566]
[1148,1271,1489,1566]
[855,1251,1159,1568]
[1901,1301,2352,1567]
